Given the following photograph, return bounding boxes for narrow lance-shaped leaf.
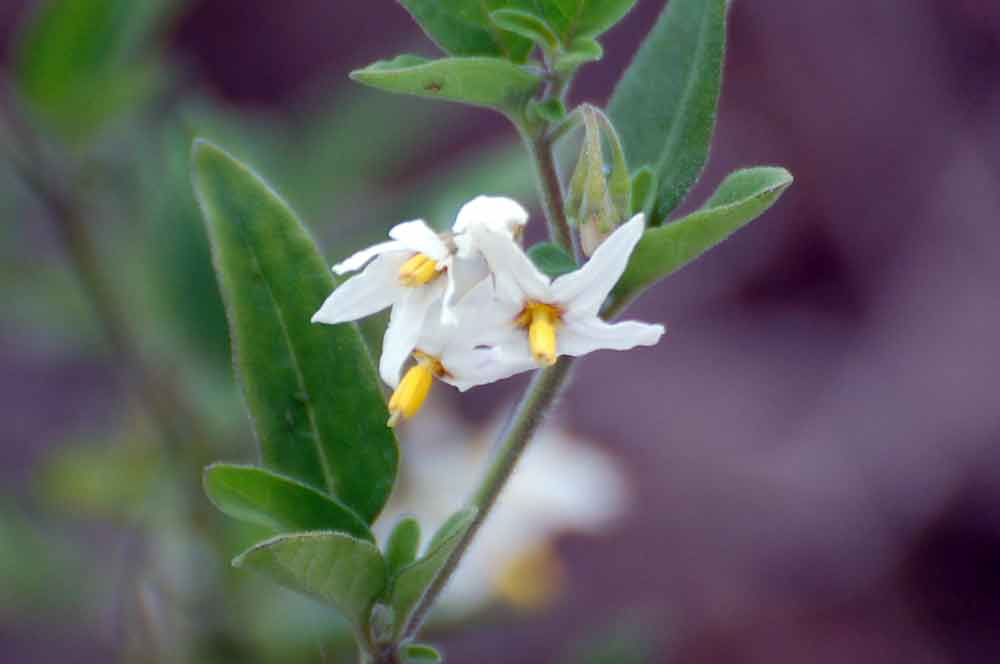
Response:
[612,167,793,306]
[203,464,375,541]
[191,140,398,523]
[233,532,386,631]
[608,0,728,222]
[388,507,477,638]
[351,55,542,113]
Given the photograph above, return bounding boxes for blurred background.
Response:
[2,0,1000,662]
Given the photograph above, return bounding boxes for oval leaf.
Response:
[384,515,422,578]
[398,0,534,62]
[233,532,386,630]
[351,56,542,112]
[608,0,729,222]
[611,167,793,307]
[203,464,374,541]
[402,643,443,664]
[389,507,477,637]
[191,140,399,523]
[528,242,577,279]
[491,9,560,51]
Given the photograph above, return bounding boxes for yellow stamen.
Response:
[515,302,562,367]
[398,253,440,287]
[386,351,446,427]
[494,541,566,611]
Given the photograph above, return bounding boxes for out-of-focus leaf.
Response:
[12,0,180,143]
[528,241,577,278]
[351,55,542,113]
[612,167,793,307]
[191,140,398,523]
[388,507,477,637]
[384,515,422,578]
[398,0,535,62]
[203,464,374,541]
[402,643,443,664]
[608,0,728,222]
[233,532,386,630]
[491,9,560,51]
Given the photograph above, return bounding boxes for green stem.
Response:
[524,132,580,261]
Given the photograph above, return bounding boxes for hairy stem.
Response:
[525,133,580,261]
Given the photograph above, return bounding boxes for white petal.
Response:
[558,316,665,357]
[452,196,529,237]
[312,256,401,324]
[389,220,450,261]
[441,343,536,391]
[471,226,550,304]
[333,240,407,274]
[441,255,490,325]
[379,281,444,387]
[551,214,646,315]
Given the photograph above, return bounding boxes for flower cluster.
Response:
[312,196,665,426]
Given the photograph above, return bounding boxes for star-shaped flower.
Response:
[471,213,665,367]
[311,197,528,388]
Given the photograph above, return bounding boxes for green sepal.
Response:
[384,515,422,578]
[351,55,542,113]
[491,9,560,52]
[528,242,577,278]
[191,140,399,523]
[233,532,386,632]
[612,167,794,307]
[203,464,374,542]
[608,0,729,222]
[387,507,477,638]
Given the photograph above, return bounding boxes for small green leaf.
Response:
[203,464,374,541]
[528,97,567,124]
[402,643,443,664]
[491,9,560,51]
[351,56,542,113]
[389,507,477,637]
[528,242,577,278]
[539,0,637,41]
[397,0,535,62]
[191,140,398,523]
[612,167,793,307]
[630,167,656,218]
[555,37,604,72]
[233,532,386,630]
[608,0,728,222]
[384,515,422,578]
[12,0,176,144]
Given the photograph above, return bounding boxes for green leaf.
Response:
[351,55,542,113]
[528,242,577,278]
[233,532,386,630]
[191,140,398,523]
[608,0,729,222]
[203,464,374,541]
[612,167,793,306]
[388,507,477,637]
[555,37,604,72]
[398,0,535,62]
[12,0,176,143]
[384,515,422,578]
[491,9,560,51]
[402,643,443,664]
[539,0,637,42]
[630,166,656,218]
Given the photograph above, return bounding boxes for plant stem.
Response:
[524,130,581,262]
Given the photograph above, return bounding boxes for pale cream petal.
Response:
[389,220,450,261]
[441,255,490,325]
[378,281,444,387]
[558,316,665,357]
[471,227,550,305]
[333,240,407,274]
[551,214,645,314]
[311,256,400,324]
[452,196,529,239]
[441,343,537,391]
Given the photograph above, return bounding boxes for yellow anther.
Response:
[386,351,446,427]
[515,302,562,367]
[398,253,440,287]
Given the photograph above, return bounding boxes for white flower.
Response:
[470,213,666,367]
[384,281,532,426]
[312,199,528,391]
